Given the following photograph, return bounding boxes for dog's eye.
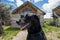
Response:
[21,15,24,18]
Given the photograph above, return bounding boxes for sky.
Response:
[1,0,60,18]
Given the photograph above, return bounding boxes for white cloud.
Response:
[34,0,43,3]
[48,0,60,3]
[42,0,60,12]
[8,0,14,2]
[25,0,30,1]
[16,0,43,7]
[42,0,60,18]
[25,0,43,3]
[16,0,23,7]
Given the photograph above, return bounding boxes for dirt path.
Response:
[12,30,28,40]
[12,30,60,40]
[46,31,60,40]
[0,37,2,40]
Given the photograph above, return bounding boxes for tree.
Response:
[0,13,4,34]
[3,5,13,26]
[0,0,4,34]
[0,3,13,25]
[0,1,13,34]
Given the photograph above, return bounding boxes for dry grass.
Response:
[43,24,60,40]
[0,26,20,40]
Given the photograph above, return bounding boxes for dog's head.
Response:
[16,14,40,30]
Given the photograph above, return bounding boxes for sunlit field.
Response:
[0,26,20,40]
[43,18,60,40]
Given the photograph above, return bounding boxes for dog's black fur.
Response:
[16,14,47,40]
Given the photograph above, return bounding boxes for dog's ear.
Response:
[26,14,28,16]
[25,14,31,20]
[32,15,39,21]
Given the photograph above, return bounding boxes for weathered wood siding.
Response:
[11,8,44,28]
[40,15,44,26]
[11,14,20,28]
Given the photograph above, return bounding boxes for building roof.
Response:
[12,1,45,15]
[53,6,60,16]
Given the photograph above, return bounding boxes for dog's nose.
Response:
[16,19,21,25]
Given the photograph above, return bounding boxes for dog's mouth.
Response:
[20,23,30,30]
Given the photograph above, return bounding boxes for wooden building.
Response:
[52,6,60,27]
[11,1,46,28]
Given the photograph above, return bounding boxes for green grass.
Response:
[0,26,20,40]
[44,18,52,25]
[57,34,60,39]
[43,23,60,40]
[43,24,60,32]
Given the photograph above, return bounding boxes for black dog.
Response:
[16,14,47,40]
